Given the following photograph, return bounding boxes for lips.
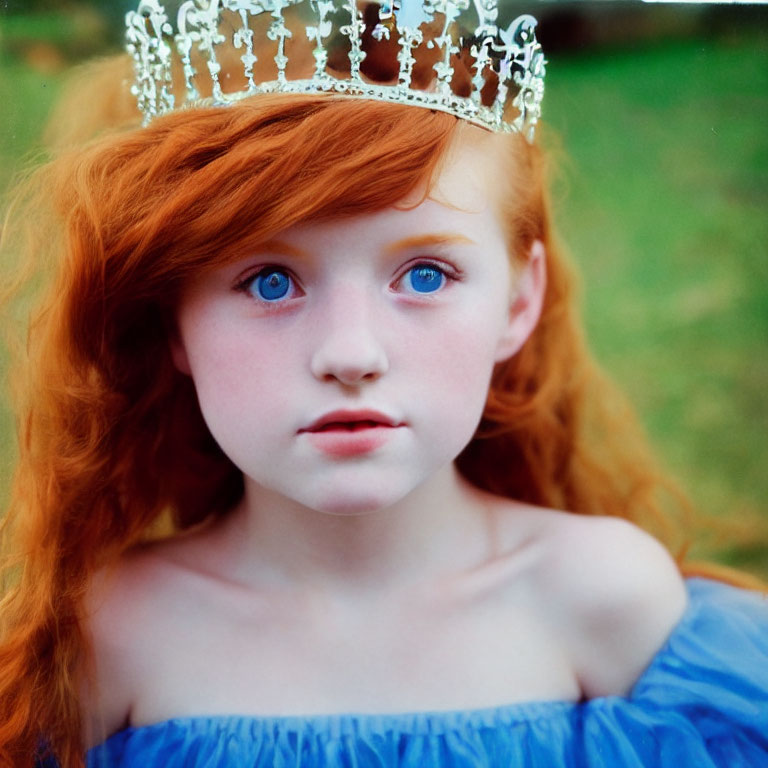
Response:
[298,410,405,458]
[299,410,402,434]
[312,420,390,432]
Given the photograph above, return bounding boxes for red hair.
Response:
[0,54,762,767]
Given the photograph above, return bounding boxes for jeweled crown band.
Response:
[126,0,546,140]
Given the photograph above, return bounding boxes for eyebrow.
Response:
[250,239,309,260]
[384,234,476,255]
[249,233,476,260]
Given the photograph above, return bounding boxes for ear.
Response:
[166,319,192,376]
[493,239,547,363]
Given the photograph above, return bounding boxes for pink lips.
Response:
[299,409,404,458]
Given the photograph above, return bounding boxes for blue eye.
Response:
[252,269,291,301]
[407,265,445,294]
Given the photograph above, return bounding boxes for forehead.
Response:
[403,124,509,217]
[273,199,501,260]
[277,127,510,251]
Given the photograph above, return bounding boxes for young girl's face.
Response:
[172,135,544,515]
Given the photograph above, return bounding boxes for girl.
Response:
[1,2,766,766]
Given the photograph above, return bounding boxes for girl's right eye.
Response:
[239,268,299,303]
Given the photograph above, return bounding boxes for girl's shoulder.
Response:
[81,539,222,747]
[492,502,688,697]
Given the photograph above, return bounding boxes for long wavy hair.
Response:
[0,50,762,768]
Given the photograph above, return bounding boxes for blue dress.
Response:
[85,578,768,767]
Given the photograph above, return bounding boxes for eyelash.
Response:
[233,259,461,304]
[234,266,302,306]
[392,260,461,296]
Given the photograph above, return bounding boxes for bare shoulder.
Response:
[80,538,206,747]
[525,510,688,698]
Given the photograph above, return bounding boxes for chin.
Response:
[310,487,410,516]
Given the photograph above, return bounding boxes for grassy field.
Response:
[1,27,767,578]
[545,35,768,575]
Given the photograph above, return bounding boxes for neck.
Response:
[218,464,498,598]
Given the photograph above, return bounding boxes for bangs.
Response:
[97,96,460,298]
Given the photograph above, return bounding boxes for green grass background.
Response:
[545,35,768,576]
[1,23,766,579]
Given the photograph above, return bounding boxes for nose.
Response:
[309,288,389,386]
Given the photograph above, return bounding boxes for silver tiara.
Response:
[126,0,546,140]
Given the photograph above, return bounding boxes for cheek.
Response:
[402,316,501,424]
[179,312,297,438]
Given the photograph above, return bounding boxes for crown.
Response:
[126,0,546,139]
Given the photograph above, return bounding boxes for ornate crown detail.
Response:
[126,0,546,139]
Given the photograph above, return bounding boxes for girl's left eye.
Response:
[399,263,450,295]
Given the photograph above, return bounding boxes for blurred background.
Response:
[0,0,766,579]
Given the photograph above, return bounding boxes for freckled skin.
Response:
[173,138,541,516]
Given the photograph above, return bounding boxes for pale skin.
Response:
[81,129,687,747]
